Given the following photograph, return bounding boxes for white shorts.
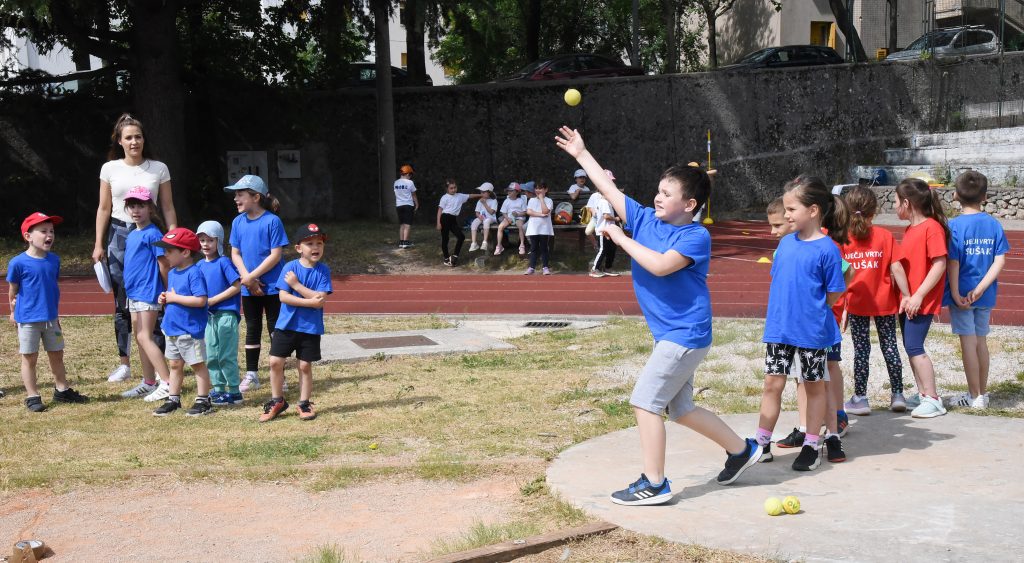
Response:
[128,299,161,313]
[164,333,207,365]
[18,320,65,354]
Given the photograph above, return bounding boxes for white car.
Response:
[886,26,1000,61]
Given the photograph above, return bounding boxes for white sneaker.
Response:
[121,381,158,398]
[143,381,171,402]
[948,392,973,408]
[107,364,132,383]
[910,395,947,418]
[970,394,989,409]
[481,242,489,252]
[468,242,480,252]
[240,371,260,392]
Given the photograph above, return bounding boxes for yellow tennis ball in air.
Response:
[783,495,801,514]
[564,88,582,107]
[764,497,784,516]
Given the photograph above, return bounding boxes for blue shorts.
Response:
[630,340,710,419]
[948,306,992,336]
[900,314,934,358]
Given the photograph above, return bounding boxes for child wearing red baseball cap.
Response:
[151,227,214,417]
[7,212,89,412]
[260,223,332,422]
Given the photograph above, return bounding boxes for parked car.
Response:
[499,54,645,81]
[345,63,433,87]
[886,26,999,61]
[718,45,845,70]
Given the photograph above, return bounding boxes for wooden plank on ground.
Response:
[425,521,618,563]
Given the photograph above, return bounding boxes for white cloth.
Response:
[526,197,554,236]
[475,199,497,221]
[394,178,417,206]
[500,196,527,222]
[567,184,590,195]
[438,192,469,215]
[594,198,615,235]
[99,159,171,224]
[585,191,605,211]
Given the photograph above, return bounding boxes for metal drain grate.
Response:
[523,321,571,329]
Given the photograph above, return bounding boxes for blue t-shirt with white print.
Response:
[763,233,845,349]
[124,223,165,303]
[6,252,60,323]
[198,256,241,315]
[625,196,712,349]
[161,262,208,338]
[275,259,333,335]
[229,210,289,296]
[944,213,1010,308]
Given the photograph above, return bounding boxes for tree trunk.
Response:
[662,0,677,73]
[525,0,541,62]
[888,0,898,53]
[405,0,428,86]
[128,0,192,226]
[829,0,868,62]
[630,0,640,66]
[706,7,719,69]
[322,0,348,87]
[374,0,398,223]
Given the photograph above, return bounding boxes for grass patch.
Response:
[228,436,328,464]
[296,544,360,563]
[431,520,542,556]
[415,452,480,480]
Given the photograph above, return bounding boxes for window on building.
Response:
[810,21,836,49]
[401,52,408,69]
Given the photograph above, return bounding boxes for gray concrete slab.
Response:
[548,412,1024,562]
[319,327,515,363]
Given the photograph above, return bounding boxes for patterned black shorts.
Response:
[764,343,827,382]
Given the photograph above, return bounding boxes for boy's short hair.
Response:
[766,197,784,216]
[661,165,711,214]
[955,170,988,205]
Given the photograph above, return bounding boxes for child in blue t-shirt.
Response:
[121,186,173,403]
[555,126,761,506]
[7,213,89,412]
[197,220,243,406]
[225,175,288,393]
[152,228,212,417]
[259,223,332,423]
[754,175,850,473]
[945,171,1010,409]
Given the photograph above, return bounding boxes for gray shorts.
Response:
[164,333,207,365]
[630,340,710,419]
[128,299,161,313]
[18,320,65,354]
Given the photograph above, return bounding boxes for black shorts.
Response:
[269,329,322,362]
[764,343,827,382]
[397,205,415,225]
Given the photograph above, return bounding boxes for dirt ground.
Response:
[0,477,519,562]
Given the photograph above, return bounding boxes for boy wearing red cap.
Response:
[260,223,332,422]
[7,213,89,412]
[152,227,213,417]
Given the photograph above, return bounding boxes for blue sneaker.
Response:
[208,391,226,404]
[610,473,673,506]
[717,438,762,485]
[211,392,244,406]
[837,411,849,437]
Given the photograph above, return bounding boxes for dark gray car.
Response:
[886,27,999,61]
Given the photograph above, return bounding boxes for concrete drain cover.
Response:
[351,335,438,349]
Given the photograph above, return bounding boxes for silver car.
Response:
[886,26,1000,61]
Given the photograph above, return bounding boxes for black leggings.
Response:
[242,294,281,372]
[592,234,617,271]
[528,235,550,268]
[849,313,903,395]
[440,213,465,258]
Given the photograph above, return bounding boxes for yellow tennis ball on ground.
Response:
[783,495,801,514]
[564,88,581,106]
[764,497,784,516]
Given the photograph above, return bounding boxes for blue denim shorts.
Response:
[949,306,992,337]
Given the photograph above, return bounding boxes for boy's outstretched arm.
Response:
[555,127,626,219]
[602,224,690,277]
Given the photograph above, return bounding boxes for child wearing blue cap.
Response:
[567,168,591,201]
[224,175,287,394]
[197,220,243,405]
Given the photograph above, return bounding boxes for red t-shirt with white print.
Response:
[841,226,905,316]
[900,218,948,315]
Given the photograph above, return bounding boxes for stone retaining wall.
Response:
[864,186,1024,220]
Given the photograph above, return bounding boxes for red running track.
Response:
[3,221,1022,325]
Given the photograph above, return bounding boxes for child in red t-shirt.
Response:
[894,179,950,418]
[841,187,911,415]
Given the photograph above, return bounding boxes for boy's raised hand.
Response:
[555,126,585,158]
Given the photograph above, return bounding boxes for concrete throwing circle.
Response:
[547,412,1023,562]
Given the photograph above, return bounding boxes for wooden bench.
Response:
[481,191,594,251]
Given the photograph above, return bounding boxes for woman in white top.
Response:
[525,180,554,275]
[92,113,178,393]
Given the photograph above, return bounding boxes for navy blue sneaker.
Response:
[211,392,244,406]
[837,411,849,438]
[717,438,762,485]
[610,473,673,506]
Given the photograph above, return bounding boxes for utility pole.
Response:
[374,0,398,222]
